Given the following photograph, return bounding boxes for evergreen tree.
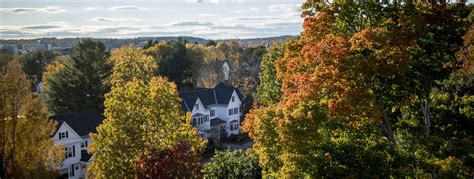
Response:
[42,39,111,114]
[20,50,58,90]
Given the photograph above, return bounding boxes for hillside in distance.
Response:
[0,35,297,50]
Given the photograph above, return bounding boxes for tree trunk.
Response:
[420,96,431,136]
[380,106,396,143]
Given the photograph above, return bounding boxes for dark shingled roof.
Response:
[180,82,244,112]
[210,118,226,127]
[51,109,104,136]
[81,150,93,162]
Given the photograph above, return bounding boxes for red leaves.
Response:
[134,141,202,179]
[277,15,418,127]
[302,11,335,43]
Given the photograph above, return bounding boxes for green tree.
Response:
[42,39,111,114]
[202,149,261,178]
[89,46,205,178]
[20,50,58,90]
[145,40,203,87]
[256,43,285,106]
[0,59,63,178]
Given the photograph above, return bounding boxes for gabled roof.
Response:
[51,109,104,136]
[180,82,244,112]
[210,118,226,127]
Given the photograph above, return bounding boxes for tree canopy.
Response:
[244,1,473,177]
[0,59,63,178]
[89,46,205,178]
[42,39,111,114]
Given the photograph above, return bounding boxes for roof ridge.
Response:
[180,88,212,94]
[50,109,100,118]
[183,100,190,111]
[213,89,218,104]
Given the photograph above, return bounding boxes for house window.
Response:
[228,107,239,116]
[69,164,75,177]
[85,140,88,147]
[195,103,199,110]
[210,110,215,117]
[231,96,235,102]
[193,117,206,125]
[230,123,239,131]
[204,115,209,122]
[64,145,76,159]
[239,106,242,113]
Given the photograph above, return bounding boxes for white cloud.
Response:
[90,17,143,22]
[109,6,144,10]
[268,4,301,14]
[0,6,66,14]
[186,0,204,3]
[249,7,259,12]
[222,16,278,21]
[199,13,219,17]
[84,7,98,11]
[168,21,215,26]
[209,0,224,4]
[234,7,259,13]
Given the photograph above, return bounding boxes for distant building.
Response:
[50,109,104,179]
[222,60,231,81]
[0,44,18,55]
[180,82,244,141]
[21,43,48,52]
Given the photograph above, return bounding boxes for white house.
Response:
[51,109,104,179]
[180,82,244,140]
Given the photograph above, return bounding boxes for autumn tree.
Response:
[0,59,63,178]
[244,0,472,177]
[42,39,111,114]
[135,141,202,178]
[89,46,205,178]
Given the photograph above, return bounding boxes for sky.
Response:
[0,0,305,39]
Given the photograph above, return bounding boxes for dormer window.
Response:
[195,103,199,110]
[231,96,235,102]
[59,131,68,139]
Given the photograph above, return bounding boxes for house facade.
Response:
[180,82,244,140]
[51,109,104,179]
